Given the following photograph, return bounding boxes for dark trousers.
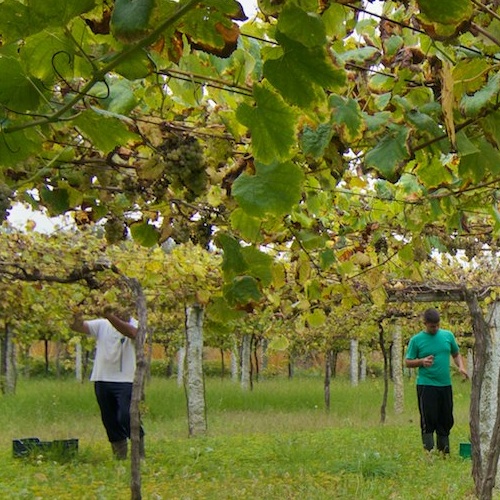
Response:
[417,384,454,436]
[94,381,144,443]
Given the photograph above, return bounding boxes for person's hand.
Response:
[459,367,469,380]
[102,306,115,318]
[422,355,434,367]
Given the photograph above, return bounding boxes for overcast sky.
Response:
[240,0,258,17]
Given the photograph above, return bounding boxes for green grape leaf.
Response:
[365,125,411,182]
[0,53,45,111]
[329,95,365,143]
[236,83,297,163]
[230,208,262,242]
[460,72,500,117]
[301,123,333,158]
[459,137,500,183]
[241,246,274,286]
[130,221,160,247]
[92,80,140,115]
[73,110,139,153]
[268,335,289,351]
[111,0,155,43]
[114,51,154,80]
[0,0,95,42]
[206,296,245,322]
[223,276,262,307]
[416,0,473,25]
[306,308,326,328]
[21,30,76,83]
[215,232,248,279]
[232,161,304,217]
[0,129,42,167]
[264,33,346,108]
[40,187,71,215]
[277,3,326,47]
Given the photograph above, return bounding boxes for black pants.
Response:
[417,385,454,436]
[94,381,144,443]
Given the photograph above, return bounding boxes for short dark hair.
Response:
[424,308,440,323]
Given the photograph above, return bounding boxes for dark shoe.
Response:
[422,432,434,451]
[436,435,450,454]
[111,439,128,460]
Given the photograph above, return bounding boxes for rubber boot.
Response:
[436,435,450,454]
[422,432,434,451]
[111,439,128,460]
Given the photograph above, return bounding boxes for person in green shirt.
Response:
[405,308,468,453]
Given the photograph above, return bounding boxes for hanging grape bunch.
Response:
[0,183,14,221]
[191,216,213,249]
[104,217,128,245]
[157,134,208,201]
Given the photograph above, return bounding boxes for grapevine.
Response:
[157,134,208,201]
[0,183,13,221]
[104,217,128,245]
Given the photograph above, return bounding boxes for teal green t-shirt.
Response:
[405,329,459,386]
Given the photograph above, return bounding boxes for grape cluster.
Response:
[157,134,207,201]
[191,219,213,249]
[0,183,13,221]
[374,236,388,254]
[169,216,213,248]
[104,217,128,245]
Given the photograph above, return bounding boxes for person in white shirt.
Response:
[71,306,144,459]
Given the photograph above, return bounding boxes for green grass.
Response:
[0,375,479,499]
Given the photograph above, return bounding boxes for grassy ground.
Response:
[0,375,481,499]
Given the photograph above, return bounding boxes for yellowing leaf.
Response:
[441,60,456,151]
[306,308,326,327]
[268,335,290,351]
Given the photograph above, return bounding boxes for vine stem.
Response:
[3,0,202,135]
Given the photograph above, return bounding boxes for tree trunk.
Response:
[378,323,389,424]
[55,341,61,378]
[220,348,225,380]
[350,338,359,387]
[44,339,49,374]
[1,323,16,395]
[230,341,239,382]
[359,352,367,382]
[75,339,83,383]
[392,323,404,414]
[467,296,500,500]
[241,334,252,390]
[288,352,295,379]
[252,335,259,383]
[467,348,474,380]
[145,326,153,382]
[465,290,500,500]
[324,349,332,411]
[261,338,269,375]
[331,351,338,378]
[184,304,207,437]
[127,278,148,500]
[177,346,186,388]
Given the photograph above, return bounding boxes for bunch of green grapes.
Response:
[158,134,207,201]
[0,183,13,221]
[191,218,213,249]
[104,217,128,245]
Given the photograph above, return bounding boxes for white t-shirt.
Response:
[86,318,138,383]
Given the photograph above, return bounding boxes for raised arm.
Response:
[104,311,138,339]
[70,314,90,335]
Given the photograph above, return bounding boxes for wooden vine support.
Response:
[387,281,499,500]
[0,260,148,500]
